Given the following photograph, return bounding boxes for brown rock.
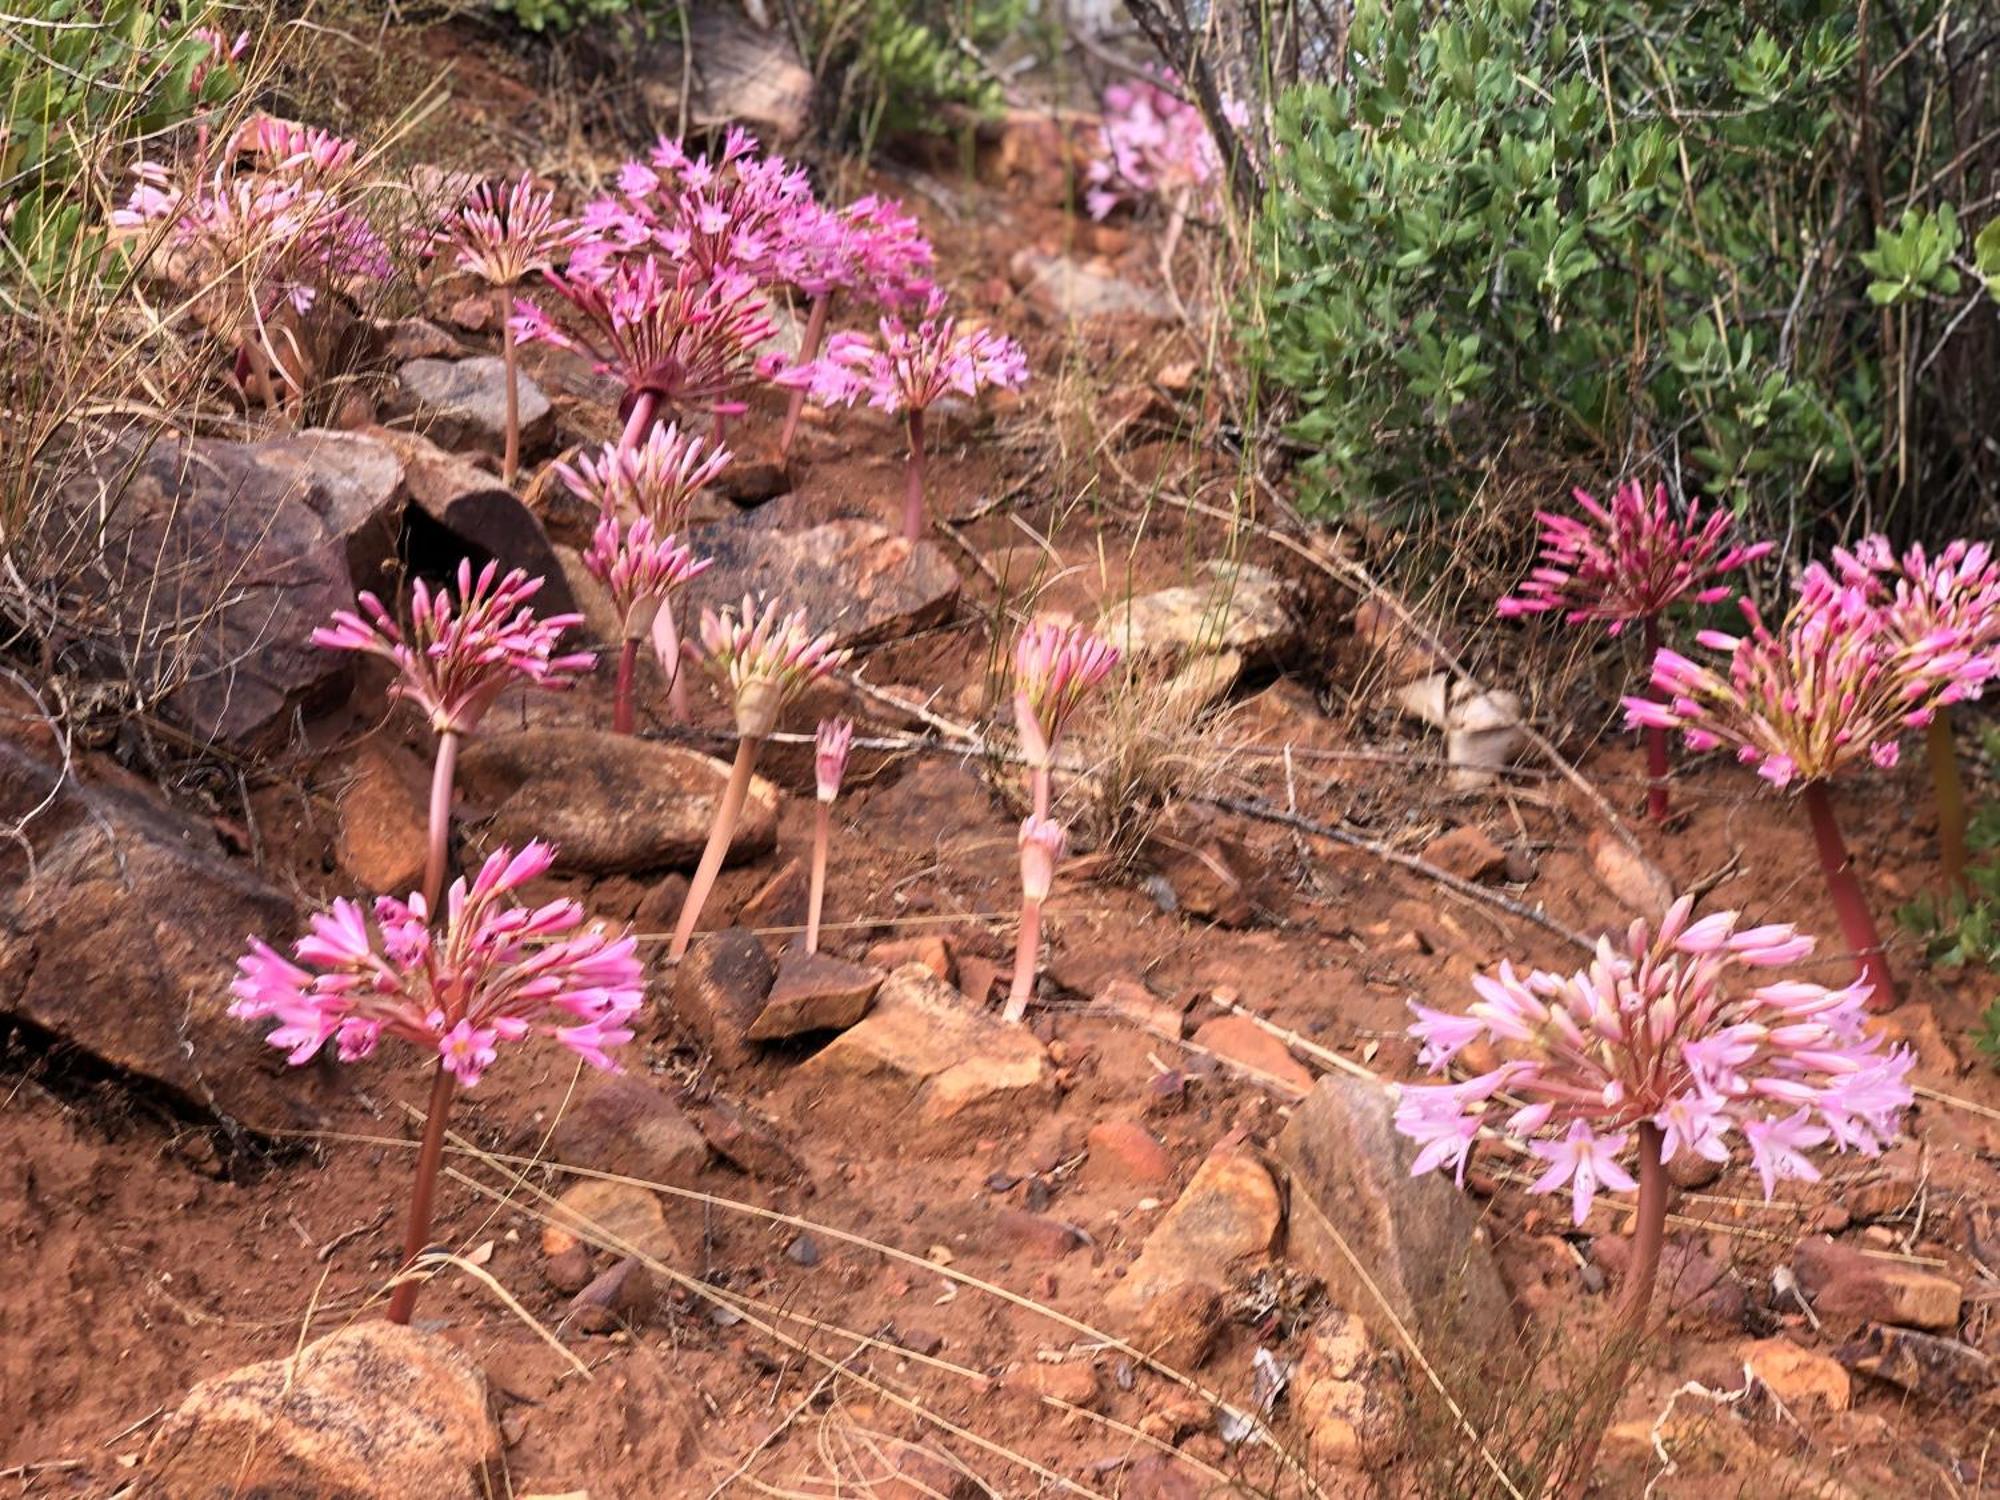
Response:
[373,316,461,363]
[1151,827,1265,927]
[457,729,778,875]
[567,1255,656,1333]
[335,744,430,895]
[1588,829,1675,919]
[631,1,814,141]
[737,856,809,933]
[1191,1015,1314,1093]
[791,963,1051,1148]
[1008,247,1173,322]
[1084,1120,1176,1188]
[145,1323,497,1498]
[1291,1313,1401,1469]
[1119,1454,1205,1500]
[1098,561,1296,668]
[1835,1322,1995,1403]
[673,927,777,1064]
[542,1242,594,1294]
[994,1207,1085,1260]
[1744,1337,1851,1411]
[1420,825,1509,883]
[1127,1281,1224,1371]
[543,1179,677,1265]
[1000,1360,1101,1410]
[635,873,692,932]
[1841,1167,1919,1223]
[387,355,553,462]
[748,950,884,1041]
[687,515,959,651]
[883,1446,982,1500]
[1794,1238,1962,1330]
[547,1073,709,1186]
[686,1096,806,1182]
[864,935,955,985]
[1105,1144,1281,1322]
[1275,1075,1511,1368]
[1094,977,1187,1040]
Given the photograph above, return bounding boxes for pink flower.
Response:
[581,514,710,642]
[313,560,594,736]
[1622,582,1961,787]
[1085,73,1238,220]
[230,842,644,1085]
[189,26,249,93]
[789,289,1027,417]
[1395,893,1913,1215]
[1018,814,1068,902]
[1809,535,2000,712]
[1497,480,1772,632]
[445,173,579,288]
[232,116,361,178]
[521,257,783,418]
[1012,618,1120,768]
[815,717,854,802]
[697,595,852,738]
[555,423,732,532]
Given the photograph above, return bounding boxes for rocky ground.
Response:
[5,19,2000,1500]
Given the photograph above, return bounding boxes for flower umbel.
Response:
[1498,480,1772,633]
[230,842,644,1086]
[555,423,732,532]
[1394,895,1913,1224]
[312,560,594,736]
[446,173,578,288]
[815,717,854,803]
[797,289,1027,415]
[582,514,710,641]
[1013,617,1121,771]
[697,595,852,739]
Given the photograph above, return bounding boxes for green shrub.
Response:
[1245,0,2000,536]
[808,0,1031,147]
[487,0,639,35]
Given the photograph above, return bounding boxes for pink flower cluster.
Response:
[1397,896,1913,1221]
[1623,578,1982,788]
[1812,536,2000,702]
[698,595,853,738]
[796,290,1028,417]
[313,560,593,736]
[1498,480,1773,633]
[1012,617,1121,768]
[232,842,643,1086]
[582,514,711,642]
[1085,74,1244,221]
[556,423,732,529]
[446,173,578,288]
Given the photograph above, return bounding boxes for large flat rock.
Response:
[0,741,337,1132]
[387,355,553,463]
[687,516,959,651]
[456,728,777,875]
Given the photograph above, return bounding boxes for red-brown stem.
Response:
[499,283,520,487]
[618,390,657,459]
[1562,1122,1668,1497]
[777,292,832,458]
[386,1059,455,1325]
[423,729,460,913]
[1002,895,1042,1025]
[614,637,638,735]
[1803,779,1898,1011]
[657,597,690,722]
[670,736,760,961]
[805,800,830,955]
[1928,714,1969,896]
[1641,615,1670,823]
[902,409,927,543]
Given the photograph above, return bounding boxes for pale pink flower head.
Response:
[447,173,579,288]
[555,423,733,533]
[815,717,854,802]
[582,514,711,641]
[520,257,783,420]
[697,595,852,738]
[1084,72,1239,221]
[1622,581,1960,788]
[1809,535,2000,713]
[230,841,643,1086]
[1012,617,1120,768]
[1018,814,1068,902]
[790,289,1027,416]
[312,560,594,737]
[792,194,933,307]
[232,116,360,180]
[1395,894,1913,1224]
[1497,480,1773,633]
[189,26,250,94]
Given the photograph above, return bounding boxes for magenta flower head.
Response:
[1622,583,1957,789]
[822,194,934,308]
[1018,814,1068,902]
[231,842,643,1086]
[520,257,782,419]
[446,173,578,288]
[1498,480,1773,634]
[697,595,853,739]
[815,717,854,802]
[556,423,732,532]
[582,514,711,642]
[1084,73,1241,221]
[794,289,1028,416]
[1396,894,1913,1220]
[233,116,361,180]
[1012,617,1120,769]
[313,560,594,737]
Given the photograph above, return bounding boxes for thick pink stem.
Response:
[1803,779,1898,1011]
[805,800,830,955]
[618,391,657,459]
[1002,895,1042,1025]
[1641,615,1670,823]
[778,292,832,458]
[386,1060,455,1325]
[423,730,460,913]
[902,409,927,543]
[614,637,638,735]
[1031,765,1051,822]
[670,737,760,961]
[499,285,520,487]
[652,596,691,722]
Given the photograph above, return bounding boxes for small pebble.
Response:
[787,1233,821,1267]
